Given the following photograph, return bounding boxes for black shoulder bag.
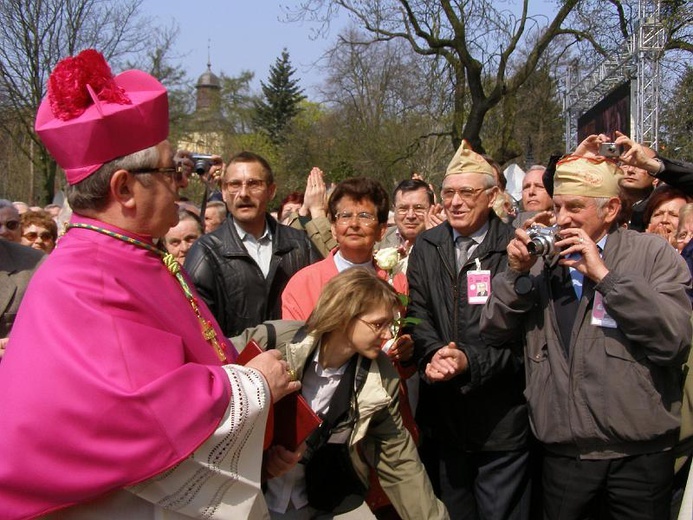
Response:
[303,354,371,514]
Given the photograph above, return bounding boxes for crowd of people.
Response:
[2,48,693,520]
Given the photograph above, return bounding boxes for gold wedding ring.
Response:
[287,368,297,382]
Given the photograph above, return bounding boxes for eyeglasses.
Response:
[334,212,378,226]
[441,187,489,202]
[222,179,267,194]
[676,231,693,243]
[395,205,429,216]
[358,317,393,336]
[130,166,184,184]
[23,231,53,241]
[0,220,20,231]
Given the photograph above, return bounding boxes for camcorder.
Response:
[598,143,622,158]
[526,225,562,257]
[190,153,214,175]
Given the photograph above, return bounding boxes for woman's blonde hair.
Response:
[306,268,401,337]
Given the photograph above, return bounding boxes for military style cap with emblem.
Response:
[445,140,496,177]
[553,156,622,198]
[35,49,169,185]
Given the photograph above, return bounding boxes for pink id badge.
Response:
[467,270,491,304]
[591,292,617,328]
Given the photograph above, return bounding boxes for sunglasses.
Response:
[23,231,54,241]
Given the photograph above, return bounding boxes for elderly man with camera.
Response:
[480,150,692,520]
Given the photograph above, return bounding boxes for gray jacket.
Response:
[0,241,45,338]
[481,227,692,458]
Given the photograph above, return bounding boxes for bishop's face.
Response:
[132,140,187,238]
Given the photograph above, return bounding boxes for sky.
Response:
[140,0,346,97]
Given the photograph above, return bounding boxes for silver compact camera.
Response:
[526,225,561,257]
[190,153,214,175]
[598,142,622,158]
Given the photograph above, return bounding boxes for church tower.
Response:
[177,53,224,155]
[195,60,221,113]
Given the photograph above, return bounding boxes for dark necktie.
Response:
[456,236,474,271]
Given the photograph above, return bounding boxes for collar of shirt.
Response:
[303,346,349,425]
[233,217,273,278]
[334,250,376,273]
[452,221,489,261]
[232,217,272,243]
[394,228,407,247]
[452,221,489,246]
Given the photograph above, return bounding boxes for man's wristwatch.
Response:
[647,157,664,177]
[514,274,533,296]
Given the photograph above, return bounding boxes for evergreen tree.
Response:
[253,49,306,145]
[661,66,693,161]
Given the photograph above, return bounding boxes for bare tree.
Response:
[0,0,152,204]
[312,28,451,185]
[286,0,588,153]
[285,0,690,156]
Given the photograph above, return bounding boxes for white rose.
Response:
[374,247,400,271]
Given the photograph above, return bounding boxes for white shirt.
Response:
[334,250,376,273]
[234,219,273,278]
[265,347,349,513]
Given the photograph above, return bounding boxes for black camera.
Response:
[190,153,214,175]
[526,225,561,257]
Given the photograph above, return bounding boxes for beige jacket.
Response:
[280,329,448,520]
[286,213,337,258]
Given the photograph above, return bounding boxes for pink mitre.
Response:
[35,49,169,185]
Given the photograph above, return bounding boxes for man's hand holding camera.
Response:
[508,227,609,284]
[555,229,609,283]
[174,150,224,187]
[508,229,537,273]
[613,131,662,174]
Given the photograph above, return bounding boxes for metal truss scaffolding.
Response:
[563,0,663,151]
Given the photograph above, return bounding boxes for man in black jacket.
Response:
[614,131,693,194]
[185,151,320,337]
[407,141,530,520]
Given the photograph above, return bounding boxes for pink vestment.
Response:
[281,249,409,320]
[0,216,264,518]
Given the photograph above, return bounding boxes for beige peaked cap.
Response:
[554,156,622,198]
[445,140,496,177]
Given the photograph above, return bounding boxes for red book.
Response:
[237,340,322,451]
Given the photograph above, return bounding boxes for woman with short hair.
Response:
[20,210,58,254]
